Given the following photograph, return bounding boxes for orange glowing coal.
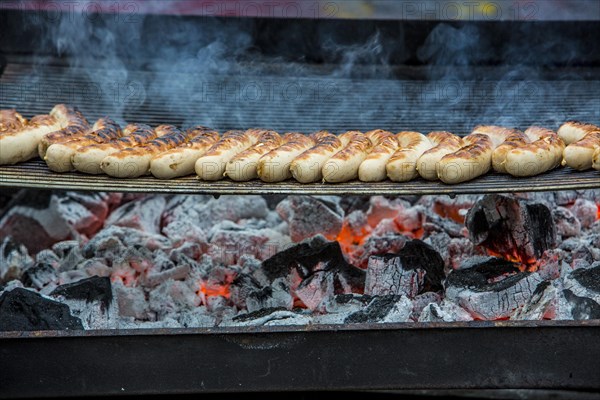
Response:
[486,248,538,272]
[199,282,231,299]
[336,221,370,256]
[597,203,600,220]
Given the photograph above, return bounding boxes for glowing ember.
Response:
[597,204,600,220]
[199,282,231,299]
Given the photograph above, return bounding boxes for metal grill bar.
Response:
[0,160,598,195]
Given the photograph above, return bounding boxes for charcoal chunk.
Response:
[51,276,112,312]
[0,288,83,331]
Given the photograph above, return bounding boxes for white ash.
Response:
[511,281,556,321]
[276,195,343,242]
[418,300,474,322]
[410,292,443,321]
[105,196,166,234]
[0,237,32,282]
[553,207,581,238]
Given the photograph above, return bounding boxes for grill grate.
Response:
[1,61,599,195]
[0,159,598,195]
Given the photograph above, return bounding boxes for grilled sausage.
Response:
[225,130,282,181]
[0,110,27,134]
[290,131,346,183]
[38,107,89,158]
[257,133,316,182]
[322,131,372,183]
[562,130,600,171]
[558,121,600,145]
[358,130,398,182]
[386,132,433,182]
[437,134,494,184]
[101,126,187,178]
[149,127,219,179]
[593,147,600,170]
[72,123,157,174]
[416,131,462,181]
[504,127,565,177]
[195,129,262,181]
[491,130,529,173]
[0,104,77,165]
[44,118,122,172]
[470,125,517,148]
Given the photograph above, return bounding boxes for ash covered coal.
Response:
[0,190,599,330]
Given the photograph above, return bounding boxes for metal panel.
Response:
[1,321,600,397]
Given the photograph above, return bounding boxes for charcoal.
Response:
[445,257,546,320]
[339,196,371,214]
[344,295,412,323]
[229,307,311,326]
[208,225,288,265]
[261,194,289,210]
[169,243,202,262]
[466,194,556,264]
[21,262,58,290]
[0,236,33,282]
[563,289,600,320]
[563,264,600,304]
[140,250,191,287]
[418,300,473,322]
[430,195,478,224]
[511,281,556,320]
[229,272,262,309]
[422,208,465,238]
[51,240,84,272]
[324,293,373,315]
[553,207,581,238]
[537,250,562,281]
[246,278,295,312]
[0,287,83,331]
[148,279,199,318]
[276,195,343,242]
[50,276,116,329]
[113,282,151,320]
[178,307,217,328]
[570,199,599,229]
[354,233,408,269]
[35,249,60,267]
[365,240,445,297]
[82,226,171,259]
[410,292,443,321]
[105,196,166,234]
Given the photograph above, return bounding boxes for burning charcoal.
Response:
[35,249,60,268]
[354,233,408,269]
[562,289,600,320]
[0,236,33,282]
[553,207,581,238]
[571,245,595,266]
[0,287,83,331]
[105,196,166,234]
[276,195,343,242]
[113,282,151,320]
[429,195,479,224]
[571,199,599,229]
[553,190,579,206]
[0,279,24,294]
[0,191,73,254]
[21,262,58,291]
[82,226,171,259]
[365,240,444,298]
[142,250,191,287]
[465,194,556,266]
[511,281,556,321]
[339,196,371,215]
[51,240,84,272]
[229,273,261,309]
[323,293,373,315]
[563,264,600,305]
[228,307,311,327]
[246,278,294,312]
[410,292,443,321]
[537,249,562,281]
[50,276,116,329]
[447,238,488,270]
[208,224,288,265]
[445,257,546,320]
[418,300,474,322]
[149,279,200,319]
[344,295,412,323]
[424,232,451,268]
[169,242,202,262]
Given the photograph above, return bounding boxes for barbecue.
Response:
[1,1,600,398]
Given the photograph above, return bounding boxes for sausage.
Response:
[257,133,316,182]
[562,130,600,171]
[149,127,219,179]
[471,125,520,147]
[0,110,27,134]
[101,126,187,178]
[365,129,394,146]
[593,147,600,171]
[0,104,74,165]
[416,131,462,181]
[491,130,529,173]
[44,118,122,172]
[195,129,262,181]
[358,130,398,182]
[289,131,345,183]
[225,130,282,181]
[322,131,372,183]
[504,127,565,177]
[72,123,157,174]
[386,131,433,182]
[558,121,600,145]
[38,106,89,158]
[437,134,494,184]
